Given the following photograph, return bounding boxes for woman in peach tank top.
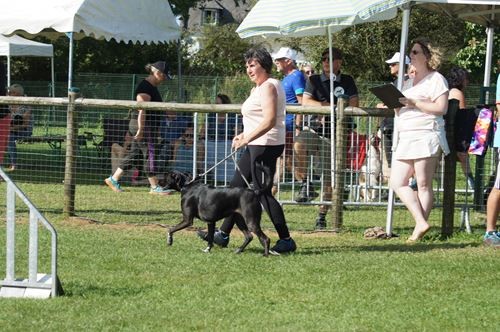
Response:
[198,47,296,254]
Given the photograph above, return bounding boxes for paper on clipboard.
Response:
[369,83,405,109]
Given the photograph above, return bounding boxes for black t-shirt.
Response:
[304,72,358,137]
[135,79,163,132]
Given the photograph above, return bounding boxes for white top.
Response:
[241,78,286,146]
[398,71,449,132]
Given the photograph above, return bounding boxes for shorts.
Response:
[295,128,331,179]
[284,131,293,157]
[395,130,446,160]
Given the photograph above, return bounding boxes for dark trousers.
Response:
[219,144,290,239]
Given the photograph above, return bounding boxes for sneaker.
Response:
[295,182,319,203]
[197,229,229,247]
[270,238,297,254]
[150,185,173,195]
[105,176,123,193]
[466,176,475,190]
[483,231,500,247]
[315,216,326,230]
[409,178,418,191]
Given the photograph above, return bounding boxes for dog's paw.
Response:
[202,246,212,253]
[166,233,173,246]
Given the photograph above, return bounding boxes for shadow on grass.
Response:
[298,241,481,255]
[74,208,180,216]
[62,281,151,297]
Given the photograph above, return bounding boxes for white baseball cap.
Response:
[385,52,410,65]
[272,47,297,61]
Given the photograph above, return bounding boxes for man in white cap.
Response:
[272,47,306,196]
[385,52,411,85]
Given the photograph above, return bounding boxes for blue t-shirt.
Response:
[205,113,237,141]
[160,114,193,144]
[282,69,306,131]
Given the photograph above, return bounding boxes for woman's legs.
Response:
[414,157,440,219]
[390,157,434,240]
[249,145,290,239]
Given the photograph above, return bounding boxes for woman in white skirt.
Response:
[391,37,450,242]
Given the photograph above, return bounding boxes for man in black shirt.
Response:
[294,47,359,230]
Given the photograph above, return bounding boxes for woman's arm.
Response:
[399,92,449,116]
[233,82,277,149]
[449,88,466,109]
[135,93,151,140]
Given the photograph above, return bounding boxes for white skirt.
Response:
[394,129,449,160]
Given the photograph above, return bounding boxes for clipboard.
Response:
[369,83,405,108]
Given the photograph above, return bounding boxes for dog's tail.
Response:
[253,164,274,196]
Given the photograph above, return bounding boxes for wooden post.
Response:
[332,97,347,232]
[441,99,459,236]
[63,88,80,217]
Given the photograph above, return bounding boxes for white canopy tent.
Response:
[0,0,181,91]
[0,34,55,96]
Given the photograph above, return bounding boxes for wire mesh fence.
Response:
[0,92,497,233]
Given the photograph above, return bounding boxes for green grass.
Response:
[0,182,499,331]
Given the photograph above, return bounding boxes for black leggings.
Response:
[219,144,290,239]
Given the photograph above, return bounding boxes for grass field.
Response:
[0,181,498,331]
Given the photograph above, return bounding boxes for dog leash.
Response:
[195,147,253,189]
[194,149,240,181]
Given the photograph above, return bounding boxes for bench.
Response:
[17,135,66,150]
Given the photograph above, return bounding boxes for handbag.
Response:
[468,106,494,156]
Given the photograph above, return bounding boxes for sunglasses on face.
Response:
[389,63,398,67]
[410,50,420,55]
[305,70,314,75]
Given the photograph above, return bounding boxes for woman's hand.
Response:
[232,133,247,150]
[398,97,417,108]
[134,129,143,141]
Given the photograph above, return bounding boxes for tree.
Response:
[293,8,467,82]
[186,23,254,76]
[454,22,500,84]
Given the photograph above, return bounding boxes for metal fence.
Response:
[0,93,497,232]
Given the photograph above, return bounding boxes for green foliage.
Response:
[293,8,467,82]
[454,22,500,83]
[186,24,254,76]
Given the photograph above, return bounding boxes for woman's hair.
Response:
[144,63,155,74]
[244,47,273,74]
[216,94,231,104]
[412,37,442,70]
[447,67,469,90]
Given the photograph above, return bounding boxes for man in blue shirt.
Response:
[272,47,306,195]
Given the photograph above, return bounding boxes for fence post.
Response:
[63,88,80,217]
[332,97,347,232]
[441,99,459,236]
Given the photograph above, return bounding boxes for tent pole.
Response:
[483,26,494,90]
[51,56,55,97]
[386,4,411,237]
[177,39,183,102]
[7,55,10,87]
[328,26,335,188]
[67,32,74,91]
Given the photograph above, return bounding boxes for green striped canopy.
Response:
[236,0,400,38]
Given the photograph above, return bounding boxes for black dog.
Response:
[161,167,272,256]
